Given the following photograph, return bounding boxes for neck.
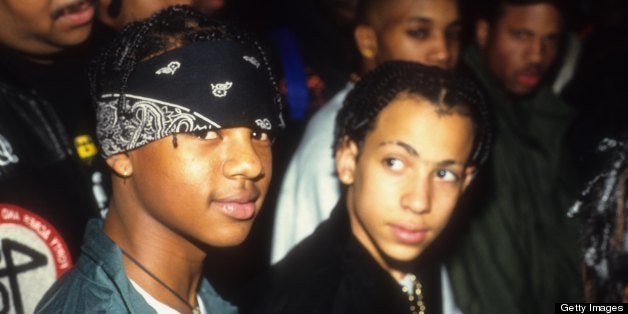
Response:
[104,195,205,312]
[346,190,406,282]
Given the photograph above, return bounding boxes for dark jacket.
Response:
[446,46,583,314]
[0,52,106,313]
[243,201,442,314]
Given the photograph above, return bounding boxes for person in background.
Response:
[568,137,627,303]
[36,6,283,313]
[0,0,105,312]
[561,0,628,182]
[445,0,583,313]
[244,60,491,314]
[96,0,228,31]
[271,0,463,264]
[96,0,192,31]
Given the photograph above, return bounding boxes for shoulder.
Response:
[287,85,351,174]
[299,83,353,145]
[36,232,134,314]
[35,265,126,313]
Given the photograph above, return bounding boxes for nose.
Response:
[426,33,452,69]
[400,176,430,214]
[526,38,543,64]
[222,132,265,180]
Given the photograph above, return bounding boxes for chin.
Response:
[56,27,93,47]
[383,247,422,263]
[206,226,252,247]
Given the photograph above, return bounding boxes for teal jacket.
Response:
[36,219,237,313]
[447,47,583,314]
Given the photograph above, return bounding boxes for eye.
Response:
[252,130,270,141]
[383,157,404,171]
[435,169,459,182]
[543,35,561,49]
[192,129,219,140]
[510,30,531,40]
[406,28,430,39]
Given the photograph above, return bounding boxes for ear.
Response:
[97,0,126,31]
[475,19,490,50]
[335,137,359,185]
[461,166,477,191]
[106,153,133,178]
[354,24,378,62]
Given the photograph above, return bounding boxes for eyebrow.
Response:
[379,140,466,166]
[406,16,462,26]
[406,16,433,24]
[380,140,418,156]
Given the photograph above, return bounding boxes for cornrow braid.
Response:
[334,60,492,167]
[88,5,282,117]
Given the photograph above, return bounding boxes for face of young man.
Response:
[0,0,95,57]
[357,0,461,70]
[477,3,563,96]
[337,95,475,279]
[118,127,272,248]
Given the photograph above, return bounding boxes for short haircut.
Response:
[355,0,461,25]
[478,0,569,26]
[334,60,492,167]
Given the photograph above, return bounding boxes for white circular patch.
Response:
[0,204,72,314]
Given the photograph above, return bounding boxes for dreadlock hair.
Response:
[88,5,282,117]
[568,137,628,303]
[334,60,492,167]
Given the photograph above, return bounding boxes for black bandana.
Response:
[96,41,283,156]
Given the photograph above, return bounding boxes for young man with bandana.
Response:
[445,0,583,313]
[36,6,283,313]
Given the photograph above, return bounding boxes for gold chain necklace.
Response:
[121,248,201,314]
[401,273,426,314]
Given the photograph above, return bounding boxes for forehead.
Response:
[365,95,474,161]
[371,0,459,28]
[494,3,563,34]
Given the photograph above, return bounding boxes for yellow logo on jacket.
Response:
[74,134,98,160]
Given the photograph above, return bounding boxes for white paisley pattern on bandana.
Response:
[97,93,220,156]
[0,132,19,166]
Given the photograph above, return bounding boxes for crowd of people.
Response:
[0,0,626,313]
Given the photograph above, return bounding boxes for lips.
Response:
[516,68,543,89]
[51,0,95,27]
[390,224,428,244]
[218,202,256,220]
[215,192,259,220]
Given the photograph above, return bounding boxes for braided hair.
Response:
[334,60,492,167]
[568,137,628,302]
[88,5,282,117]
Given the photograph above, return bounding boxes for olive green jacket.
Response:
[447,47,583,314]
